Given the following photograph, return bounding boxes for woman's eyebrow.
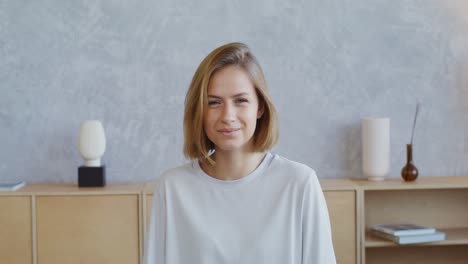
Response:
[232,93,248,98]
[207,93,248,99]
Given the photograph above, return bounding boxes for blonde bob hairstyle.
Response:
[183,42,278,163]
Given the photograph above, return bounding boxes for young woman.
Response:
[144,42,336,264]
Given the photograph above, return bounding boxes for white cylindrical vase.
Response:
[362,117,390,181]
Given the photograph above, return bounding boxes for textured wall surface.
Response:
[1,0,468,183]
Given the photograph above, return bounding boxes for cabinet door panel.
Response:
[324,191,357,264]
[36,195,139,264]
[0,196,32,264]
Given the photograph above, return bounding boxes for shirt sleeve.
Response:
[143,184,166,264]
[301,171,336,264]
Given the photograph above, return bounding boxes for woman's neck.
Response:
[201,151,266,181]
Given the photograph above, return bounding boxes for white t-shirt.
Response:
[144,152,336,264]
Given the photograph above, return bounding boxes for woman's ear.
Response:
[257,102,265,119]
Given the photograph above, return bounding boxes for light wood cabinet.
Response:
[0,184,144,264]
[321,179,359,264]
[324,191,357,264]
[0,196,33,264]
[36,195,140,264]
[3,176,468,264]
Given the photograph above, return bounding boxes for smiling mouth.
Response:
[218,128,241,135]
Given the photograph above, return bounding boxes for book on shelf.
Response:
[370,223,436,236]
[371,229,446,245]
[0,181,26,192]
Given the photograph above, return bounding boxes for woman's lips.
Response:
[218,128,240,136]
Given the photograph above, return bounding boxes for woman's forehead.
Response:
[207,66,255,96]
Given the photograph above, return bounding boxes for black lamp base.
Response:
[78,165,106,187]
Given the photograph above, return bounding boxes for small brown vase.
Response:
[401,144,418,181]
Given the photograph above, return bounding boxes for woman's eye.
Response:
[208,101,220,106]
[236,98,248,104]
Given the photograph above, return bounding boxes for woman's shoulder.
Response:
[270,153,319,185]
[154,161,197,185]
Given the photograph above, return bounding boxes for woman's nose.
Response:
[221,103,235,123]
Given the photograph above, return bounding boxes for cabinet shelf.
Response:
[362,183,468,264]
[365,227,468,248]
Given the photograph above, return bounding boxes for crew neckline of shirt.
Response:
[193,152,274,185]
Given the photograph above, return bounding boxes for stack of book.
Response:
[370,223,446,245]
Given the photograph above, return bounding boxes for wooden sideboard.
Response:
[2,176,468,264]
[0,184,144,264]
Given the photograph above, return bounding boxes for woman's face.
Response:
[204,66,264,154]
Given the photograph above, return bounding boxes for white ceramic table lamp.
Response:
[79,120,106,166]
[78,120,106,187]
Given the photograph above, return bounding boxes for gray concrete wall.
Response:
[1,0,468,183]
